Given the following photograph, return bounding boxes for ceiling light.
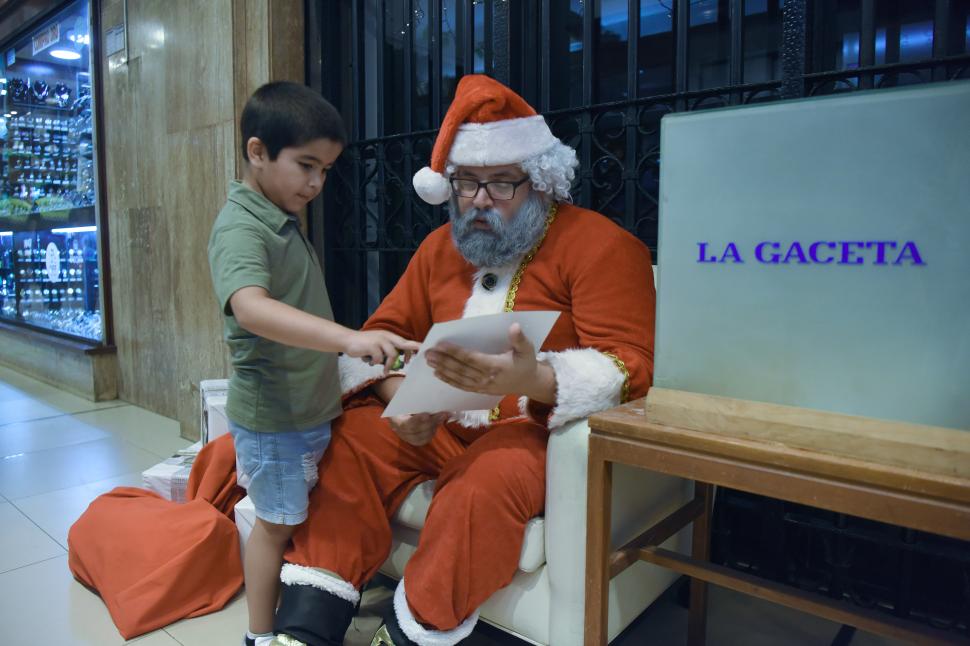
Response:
[51,226,97,234]
[50,49,81,60]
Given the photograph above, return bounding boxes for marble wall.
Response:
[99,0,303,439]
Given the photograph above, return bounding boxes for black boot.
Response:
[371,606,419,646]
[272,582,357,646]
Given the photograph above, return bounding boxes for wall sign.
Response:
[32,23,60,56]
[104,24,125,57]
[655,82,970,430]
[695,240,925,266]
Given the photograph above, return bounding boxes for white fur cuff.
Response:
[338,353,407,397]
[279,564,361,605]
[527,348,625,429]
[394,579,479,646]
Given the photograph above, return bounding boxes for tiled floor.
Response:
[0,365,906,645]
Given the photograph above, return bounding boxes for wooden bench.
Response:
[584,388,970,645]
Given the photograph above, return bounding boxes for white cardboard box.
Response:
[205,395,229,444]
[141,441,203,503]
[200,378,229,397]
[235,495,255,563]
[199,378,230,444]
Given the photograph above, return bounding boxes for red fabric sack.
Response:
[68,435,245,639]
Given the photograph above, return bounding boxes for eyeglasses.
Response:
[450,177,530,201]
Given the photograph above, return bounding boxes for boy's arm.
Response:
[230,286,419,368]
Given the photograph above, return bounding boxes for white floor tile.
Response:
[0,365,65,400]
[127,632,184,645]
[162,589,248,646]
[72,405,191,458]
[0,365,118,403]
[0,412,113,458]
[0,436,161,500]
[0,501,65,574]
[0,366,123,424]
[12,471,145,549]
[0,554,172,645]
[0,396,91,426]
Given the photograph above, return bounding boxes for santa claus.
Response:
[270,74,657,646]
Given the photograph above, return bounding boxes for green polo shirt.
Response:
[207,180,342,432]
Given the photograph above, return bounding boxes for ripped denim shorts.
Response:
[228,418,332,525]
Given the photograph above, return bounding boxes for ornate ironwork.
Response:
[712,489,970,637]
[309,2,970,635]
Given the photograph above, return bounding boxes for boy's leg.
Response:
[245,518,296,634]
[276,404,465,645]
[231,421,332,639]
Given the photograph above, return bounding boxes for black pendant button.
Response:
[481,273,498,291]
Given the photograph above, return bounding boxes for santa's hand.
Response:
[425,323,545,398]
[387,412,449,446]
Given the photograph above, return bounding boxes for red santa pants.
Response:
[284,402,548,631]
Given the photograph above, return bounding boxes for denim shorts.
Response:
[229,419,332,525]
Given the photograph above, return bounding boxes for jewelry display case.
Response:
[0,0,103,341]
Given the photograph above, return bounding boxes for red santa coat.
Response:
[280,202,656,635]
[338,201,656,427]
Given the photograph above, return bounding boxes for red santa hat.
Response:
[412,75,560,205]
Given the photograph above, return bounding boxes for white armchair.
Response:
[379,417,691,645]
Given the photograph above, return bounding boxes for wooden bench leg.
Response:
[688,482,715,646]
[585,447,613,645]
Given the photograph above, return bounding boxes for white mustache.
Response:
[457,207,504,233]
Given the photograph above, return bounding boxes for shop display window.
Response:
[0,0,103,341]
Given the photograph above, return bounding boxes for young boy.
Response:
[208,81,419,646]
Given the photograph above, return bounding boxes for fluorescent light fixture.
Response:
[9,110,16,115]
[51,226,96,234]
[0,231,13,237]
[3,114,9,118]
[50,49,81,60]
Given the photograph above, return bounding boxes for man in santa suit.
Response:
[269,75,656,646]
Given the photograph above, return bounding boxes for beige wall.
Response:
[100,0,304,439]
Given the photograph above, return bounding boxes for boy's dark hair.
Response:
[240,81,347,161]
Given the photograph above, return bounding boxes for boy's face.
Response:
[247,137,343,214]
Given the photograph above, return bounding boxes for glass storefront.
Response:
[0,0,103,341]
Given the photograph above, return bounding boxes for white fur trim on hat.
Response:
[449,115,558,168]
[394,578,479,646]
[413,166,452,205]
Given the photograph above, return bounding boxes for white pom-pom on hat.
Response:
[412,166,452,205]
[412,75,559,205]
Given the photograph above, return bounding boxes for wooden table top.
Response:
[589,389,970,506]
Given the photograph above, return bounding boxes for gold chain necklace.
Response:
[503,202,558,312]
[489,202,559,421]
